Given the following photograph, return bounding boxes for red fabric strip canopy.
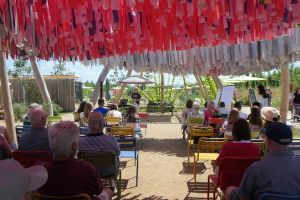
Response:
[0,0,300,61]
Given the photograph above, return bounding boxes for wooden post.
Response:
[30,56,53,116]
[160,71,164,113]
[200,77,210,101]
[114,70,132,104]
[0,53,17,145]
[212,75,223,90]
[90,66,110,105]
[280,64,290,123]
[183,76,189,99]
[194,73,208,100]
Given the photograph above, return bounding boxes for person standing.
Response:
[257,85,269,107]
[131,87,141,105]
[292,87,300,121]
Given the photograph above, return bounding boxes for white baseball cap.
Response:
[0,159,48,200]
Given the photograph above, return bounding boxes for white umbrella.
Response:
[118,76,154,84]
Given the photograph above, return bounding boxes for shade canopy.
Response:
[1,1,300,75]
[222,75,267,83]
[118,76,154,84]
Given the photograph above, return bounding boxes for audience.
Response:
[221,108,240,139]
[80,102,94,125]
[215,119,260,171]
[23,103,43,126]
[74,101,86,122]
[79,112,120,177]
[106,104,122,119]
[252,101,261,108]
[248,106,263,131]
[0,159,48,200]
[19,108,51,152]
[0,126,12,160]
[226,122,300,200]
[181,100,194,134]
[124,106,138,123]
[219,101,229,118]
[94,99,109,117]
[261,106,280,129]
[204,101,218,124]
[233,102,247,119]
[38,121,112,200]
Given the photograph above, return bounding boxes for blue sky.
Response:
[5,57,196,86]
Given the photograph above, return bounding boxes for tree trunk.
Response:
[160,72,164,113]
[114,70,132,104]
[280,65,290,123]
[30,56,53,116]
[194,74,208,100]
[183,76,189,99]
[90,66,110,105]
[0,53,17,145]
[212,75,223,90]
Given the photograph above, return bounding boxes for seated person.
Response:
[74,101,86,122]
[94,99,109,117]
[204,101,219,124]
[252,101,261,108]
[80,102,94,126]
[215,118,260,173]
[233,102,247,119]
[23,103,42,126]
[79,112,120,177]
[219,108,240,139]
[187,102,204,144]
[0,126,12,160]
[106,104,122,119]
[219,101,229,118]
[19,108,51,152]
[226,122,300,200]
[248,106,263,131]
[38,121,112,200]
[0,159,48,200]
[181,100,194,134]
[124,106,142,137]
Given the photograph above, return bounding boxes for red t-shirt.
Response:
[38,159,103,199]
[216,142,260,166]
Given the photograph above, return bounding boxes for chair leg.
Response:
[213,187,216,200]
[136,154,139,186]
[207,176,210,200]
[187,144,190,163]
[117,170,121,200]
[193,155,196,183]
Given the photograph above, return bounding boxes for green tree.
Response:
[51,61,74,75]
[8,59,32,77]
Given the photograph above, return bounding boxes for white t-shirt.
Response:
[257,95,269,107]
[239,111,248,119]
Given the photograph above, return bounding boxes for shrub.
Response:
[42,103,63,116]
[13,103,27,119]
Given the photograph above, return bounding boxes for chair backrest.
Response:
[111,126,134,136]
[208,118,224,125]
[257,193,300,200]
[217,156,260,191]
[190,126,214,139]
[104,116,121,125]
[12,151,51,168]
[31,192,91,200]
[251,139,266,153]
[188,117,204,126]
[77,151,118,178]
[47,116,62,127]
[197,138,228,152]
[15,125,31,135]
[79,126,89,136]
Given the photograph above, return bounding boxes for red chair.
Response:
[12,151,51,168]
[208,118,225,135]
[207,156,260,200]
[137,112,150,138]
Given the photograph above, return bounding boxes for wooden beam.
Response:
[194,73,208,100]
[160,71,164,113]
[114,70,132,104]
[183,76,189,99]
[280,64,290,123]
[90,66,110,105]
[200,77,210,101]
[0,53,17,145]
[30,56,53,116]
[212,75,223,90]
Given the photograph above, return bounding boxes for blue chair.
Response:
[79,126,89,136]
[15,125,31,143]
[258,193,300,200]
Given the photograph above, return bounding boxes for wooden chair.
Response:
[31,192,91,200]
[193,138,228,182]
[251,139,266,156]
[187,126,214,163]
[111,126,139,186]
[208,156,260,200]
[47,116,62,127]
[12,151,51,168]
[77,151,121,200]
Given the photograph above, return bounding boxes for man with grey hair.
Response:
[23,103,43,126]
[19,108,51,152]
[79,112,120,177]
[38,121,112,200]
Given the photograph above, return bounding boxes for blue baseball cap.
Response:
[261,122,292,145]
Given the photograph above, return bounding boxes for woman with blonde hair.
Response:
[219,108,240,139]
[80,102,94,125]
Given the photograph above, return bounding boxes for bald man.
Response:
[79,112,120,177]
[19,108,51,152]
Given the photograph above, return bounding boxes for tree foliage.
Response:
[51,61,74,76]
[8,59,32,77]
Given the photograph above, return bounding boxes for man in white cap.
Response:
[0,159,48,200]
[226,122,300,200]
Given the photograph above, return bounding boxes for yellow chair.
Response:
[193,137,228,182]
[187,126,214,163]
[104,116,121,133]
[188,117,204,126]
[251,139,266,156]
[47,116,62,127]
[31,192,91,200]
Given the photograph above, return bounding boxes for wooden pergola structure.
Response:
[1,1,300,145]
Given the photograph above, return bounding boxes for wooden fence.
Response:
[10,77,79,112]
